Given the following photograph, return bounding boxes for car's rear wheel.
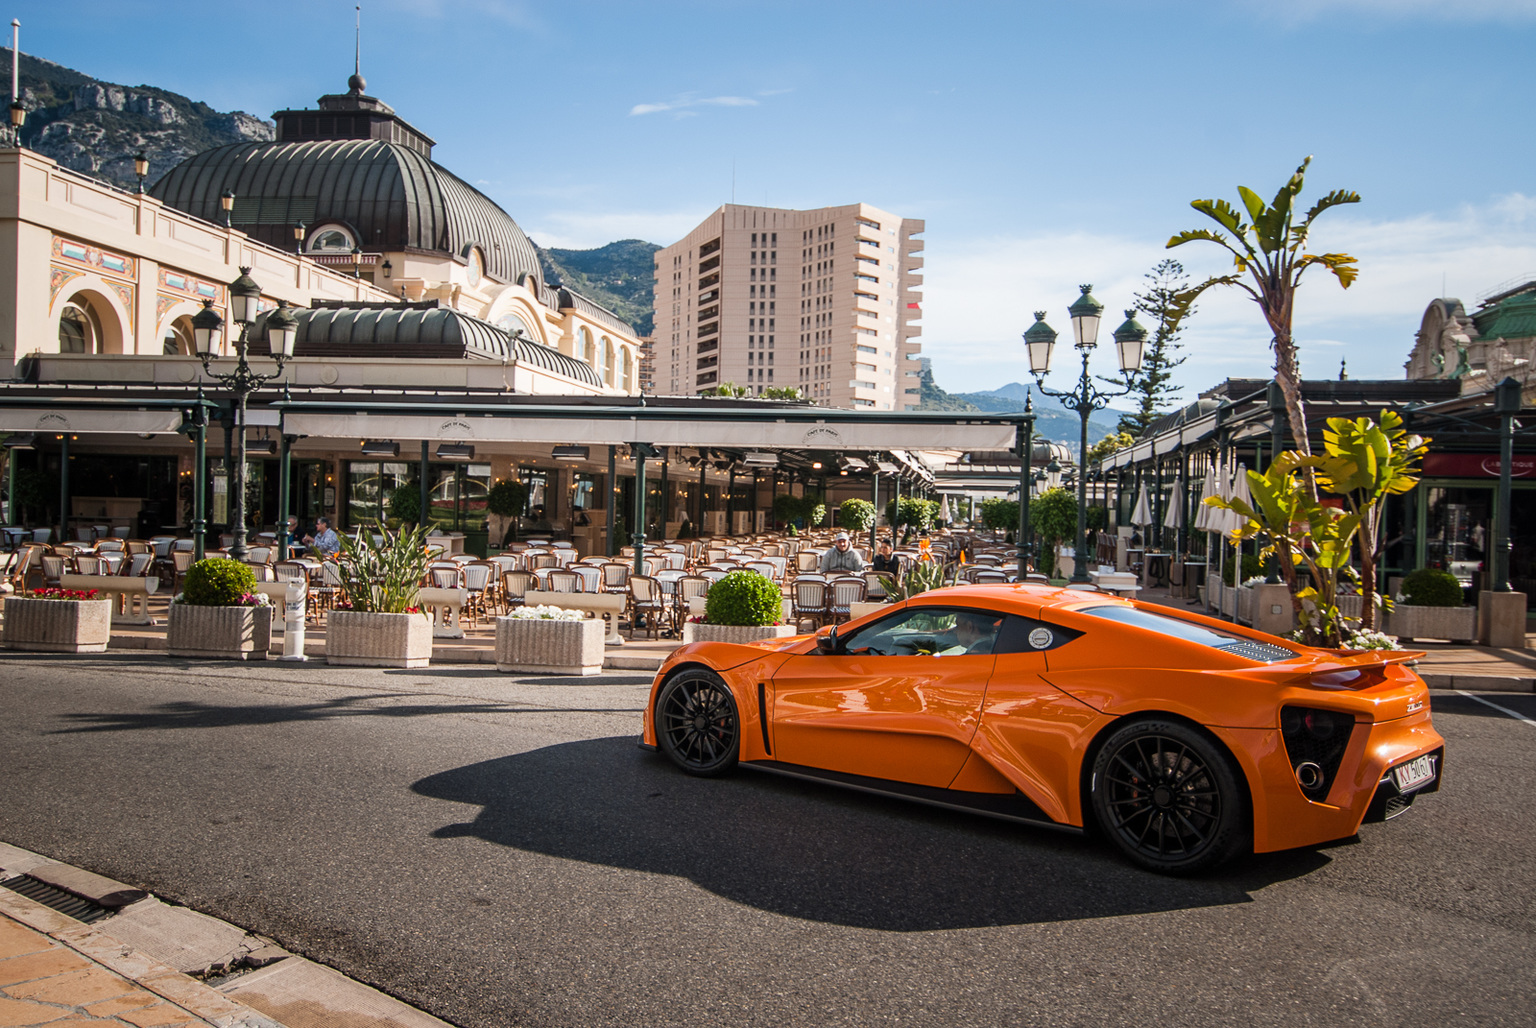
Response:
[655,669,740,777]
[1090,719,1247,874]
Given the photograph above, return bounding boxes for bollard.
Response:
[279,580,307,661]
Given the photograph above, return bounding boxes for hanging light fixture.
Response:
[552,445,590,461]
[436,443,475,461]
[361,440,400,457]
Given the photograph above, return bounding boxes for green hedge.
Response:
[180,558,256,606]
[704,570,783,626]
[1401,567,1464,607]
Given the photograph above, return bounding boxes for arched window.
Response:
[578,327,594,364]
[621,348,633,392]
[162,314,195,355]
[497,312,533,341]
[58,299,110,354]
[307,226,355,253]
[467,248,484,287]
[600,336,614,385]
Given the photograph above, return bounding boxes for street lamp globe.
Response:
[228,267,261,325]
[8,100,24,130]
[190,300,223,360]
[1068,284,1104,350]
[1111,310,1148,374]
[1023,312,1057,374]
[266,302,299,361]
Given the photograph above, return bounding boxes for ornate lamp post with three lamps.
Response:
[1025,285,1148,584]
[189,268,299,561]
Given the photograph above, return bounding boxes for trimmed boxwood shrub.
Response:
[387,481,421,525]
[180,558,257,606]
[1222,553,1266,587]
[1401,567,1464,607]
[704,570,783,626]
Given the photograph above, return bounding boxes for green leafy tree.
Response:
[1315,412,1429,630]
[979,498,1019,534]
[1167,157,1360,482]
[1123,259,1193,436]
[387,481,422,526]
[839,498,877,533]
[1029,488,1079,578]
[1087,431,1135,463]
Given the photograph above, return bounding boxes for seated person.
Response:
[871,540,900,575]
[819,532,866,573]
[302,516,340,559]
[935,611,1000,656]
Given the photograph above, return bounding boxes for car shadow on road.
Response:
[412,735,1330,932]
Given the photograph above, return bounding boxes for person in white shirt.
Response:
[819,532,866,574]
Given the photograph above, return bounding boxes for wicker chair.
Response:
[828,577,867,624]
[600,561,632,594]
[792,579,830,631]
[627,575,667,639]
[501,569,535,610]
[545,569,581,593]
[462,561,498,622]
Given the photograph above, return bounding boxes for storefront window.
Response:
[571,473,595,512]
[345,461,415,527]
[523,470,549,518]
[1423,486,1491,593]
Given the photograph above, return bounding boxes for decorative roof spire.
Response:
[347,5,365,95]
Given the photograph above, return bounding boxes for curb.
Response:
[1423,672,1535,693]
[103,632,667,670]
[1,841,454,1028]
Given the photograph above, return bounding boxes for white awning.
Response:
[281,412,1018,450]
[0,409,184,434]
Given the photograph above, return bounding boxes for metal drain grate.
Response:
[1,875,114,924]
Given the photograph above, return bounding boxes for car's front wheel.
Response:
[1090,719,1248,874]
[655,669,740,777]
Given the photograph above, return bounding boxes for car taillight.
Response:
[1279,706,1356,801]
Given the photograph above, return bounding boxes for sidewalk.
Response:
[0,842,451,1028]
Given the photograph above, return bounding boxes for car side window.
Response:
[841,607,1004,657]
[993,615,1082,654]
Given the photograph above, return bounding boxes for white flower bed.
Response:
[504,604,587,621]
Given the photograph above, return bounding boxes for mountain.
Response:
[10,51,273,191]
[921,377,1121,454]
[536,240,661,336]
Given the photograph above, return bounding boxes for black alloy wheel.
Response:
[655,669,740,777]
[1090,719,1247,874]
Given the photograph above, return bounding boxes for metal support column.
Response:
[57,432,68,543]
[277,425,292,560]
[869,460,880,554]
[419,440,429,529]
[1017,408,1033,579]
[726,467,735,538]
[192,393,207,561]
[632,444,651,576]
[659,451,669,541]
[605,445,617,557]
[1493,376,1521,591]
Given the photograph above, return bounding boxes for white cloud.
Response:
[525,209,706,251]
[629,95,759,117]
[919,195,1536,398]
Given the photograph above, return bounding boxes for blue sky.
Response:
[15,0,1536,396]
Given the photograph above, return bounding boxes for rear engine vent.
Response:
[0,875,114,924]
[1220,640,1296,663]
[1280,706,1356,801]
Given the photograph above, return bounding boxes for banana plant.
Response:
[1166,158,1361,492]
[1314,412,1429,630]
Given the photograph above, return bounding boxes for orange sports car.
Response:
[641,583,1444,873]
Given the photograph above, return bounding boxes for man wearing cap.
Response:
[819,532,866,574]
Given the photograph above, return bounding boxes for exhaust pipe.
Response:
[1295,762,1325,792]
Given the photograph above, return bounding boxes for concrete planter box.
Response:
[496,616,604,676]
[1235,585,1254,625]
[681,622,796,645]
[167,603,271,660]
[326,610,432,668]
[1386,604,1477,643]
[3,597,111,653]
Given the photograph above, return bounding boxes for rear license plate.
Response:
[1393,754,1436,793]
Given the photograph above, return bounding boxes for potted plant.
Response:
[327,523,434,667]
[683,569,794,644]
[1386,568,1476,643]
[496,604,604,676]
[3,587,111,653]
[486,479,529,547]
[839,498,876,536]
[167,559,272,660]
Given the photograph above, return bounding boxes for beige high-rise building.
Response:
[653,203,924,408]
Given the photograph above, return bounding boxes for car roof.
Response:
[908,582,1131,614]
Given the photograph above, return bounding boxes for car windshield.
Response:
[1078,605,1296,662]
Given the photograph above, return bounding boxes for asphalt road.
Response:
[1,654,1532,1028]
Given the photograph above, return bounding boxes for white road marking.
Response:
[1454,689,1536,728]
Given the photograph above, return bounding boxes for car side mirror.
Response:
[814,624,840,655]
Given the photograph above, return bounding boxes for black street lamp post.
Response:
[190,268,298,561]
[133,152,148,194]
[1026,285,1147,584]
[1492,376,1522,592]
[1015,394,1034,580]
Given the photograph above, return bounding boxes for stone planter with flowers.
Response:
[496,605,604,675]
[682,569,795,645]
[1384,567,1477,643]
[3,588,111,653]
[167,559,272,660]
[325,524,435,668]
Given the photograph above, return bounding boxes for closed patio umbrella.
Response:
[938,494,953,523]
[1163,474,1184,532]
[1225,463,1252,536]
[1131,483,1153,527]
[1195,462,1220,531]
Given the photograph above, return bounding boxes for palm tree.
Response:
[1166,157,1360,485]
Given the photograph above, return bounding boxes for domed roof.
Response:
[150,139,542,285]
